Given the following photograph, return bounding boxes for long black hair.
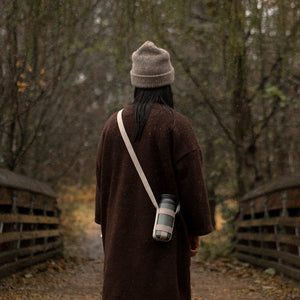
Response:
[134,85,174,141]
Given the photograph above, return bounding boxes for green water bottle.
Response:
[153,194,176,242]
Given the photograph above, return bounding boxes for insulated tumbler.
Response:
[153,194,176,242]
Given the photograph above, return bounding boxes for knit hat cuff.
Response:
[130,68,174,88]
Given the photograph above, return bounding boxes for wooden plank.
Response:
[0,238,63,264]
[0,249,61,279]
[0,188,57,211]
[241,173,300,202]
[235,232,300,246]
[236,217,300,228]
[241,189,300,215]
[16,194,57,211]
[14,190,31,205]
[0,229,60,243]
[0,187,11,205]
[235,252,300,281]
[235,244,300,268]
[0,213,59,224]
[243,197,266,216]
[0,168,56,199]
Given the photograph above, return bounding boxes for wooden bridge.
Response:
[1,167,300,284]
[234,172,300,281]
[0,168,62,278]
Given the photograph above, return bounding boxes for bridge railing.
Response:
[0,168,62,278]
[234,173,300,280]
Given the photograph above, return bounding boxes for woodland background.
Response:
[0,0,299,218]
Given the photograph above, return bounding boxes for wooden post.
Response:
[261,197,269,259]
[29,195,35,215]
[263,197,269,218]
[11,191,19,262]
[43,198,48,251]
[295,228,300,256]
[281,192,288,256]
[239,203,244,220]
[11,191,18,214]
[281,192,288,217]
[249,201,255,247]
[30,195,36,257]
[274,225,282,264]
[250,201,255,219]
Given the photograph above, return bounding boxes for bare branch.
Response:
[253,100,279,143]
[164,39,237,146]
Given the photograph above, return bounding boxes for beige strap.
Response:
[155,224,173,233]
[117,109,158,209]
[157,208,176,218]
[117,109,180,214]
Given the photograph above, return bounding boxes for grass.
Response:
[56,184,95,256]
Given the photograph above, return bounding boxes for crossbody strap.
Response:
[117,109,158,209]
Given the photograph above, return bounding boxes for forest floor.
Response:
[0,202,300,300]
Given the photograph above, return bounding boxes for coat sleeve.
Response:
[176,149,213,236]
[173,114,213,236]
[95,130,105,225]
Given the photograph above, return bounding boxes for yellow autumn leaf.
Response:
[40,68,45,75]
[17,81,28,87]
[18,87,26,92]
[27,66,32,72]
[39,79,46,87]
[17,81,28,92]
[20,73,25,78]
[16,60,23,67]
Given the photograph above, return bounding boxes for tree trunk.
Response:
[228,0,259,197]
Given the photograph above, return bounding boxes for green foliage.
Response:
[264,86,290,108]
[198,201,238,260]
[220,201,238,221]
[198,222,235,260]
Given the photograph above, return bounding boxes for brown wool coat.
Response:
[95,103,213,300]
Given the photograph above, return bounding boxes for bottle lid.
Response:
[161,194,176,205]
[161,194,176,200]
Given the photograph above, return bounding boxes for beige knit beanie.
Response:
[130,41,175,88]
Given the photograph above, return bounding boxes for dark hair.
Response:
[134,85,174,141]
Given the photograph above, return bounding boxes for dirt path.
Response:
[1,219,300,299]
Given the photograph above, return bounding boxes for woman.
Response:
[95,41,213,300]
